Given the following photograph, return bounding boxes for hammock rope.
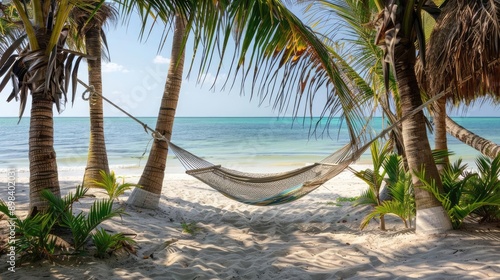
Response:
[79,79,447,206]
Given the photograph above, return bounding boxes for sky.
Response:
[0,7,499,118]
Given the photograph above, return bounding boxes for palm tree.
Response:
[0,0,203,215]
[446,116,500,159]
[127,14,186,208]
[307,0,450,233]
[0,1,88,215]
[367,0,452,233]
[71,3,117,188]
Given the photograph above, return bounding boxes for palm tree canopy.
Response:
[116,0,372,143]
[426,0,500,105]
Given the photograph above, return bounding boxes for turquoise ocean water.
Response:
[1,117,499,172]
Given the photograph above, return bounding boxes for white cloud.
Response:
[153,55,171,64]
[197,72,228,86]
[102,62,129,73]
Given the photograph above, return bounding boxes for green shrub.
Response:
[0,171,136,261]
[416,157,500,229]
[464,156,500,222]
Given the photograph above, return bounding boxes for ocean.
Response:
[1,117,498,173]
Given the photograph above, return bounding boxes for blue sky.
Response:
[0,10,499,118]
[1,14,283,118]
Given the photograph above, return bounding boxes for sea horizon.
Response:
[1,116,498,174]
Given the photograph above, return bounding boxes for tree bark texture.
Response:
[129,15,186,208]
[83,28,110,187]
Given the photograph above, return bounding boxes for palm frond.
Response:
[86,199,124,233]
[354,188,378,207]
[117,0,371,145]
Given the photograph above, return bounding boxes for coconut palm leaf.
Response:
[86,199,124,235]
[116,0,372,145]
[355,188,378,207]
[93,170,138,200]
[360,199,412,229]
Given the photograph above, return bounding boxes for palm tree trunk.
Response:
[127,15,186,208]
[29,94,60,215]
[434,97,449,171]
[394,43,451,234]
[446,116,500,159]
[83,28,109,187]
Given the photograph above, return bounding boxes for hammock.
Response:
[167,139,373,206]
[77,79,444,207]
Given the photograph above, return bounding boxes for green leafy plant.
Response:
[93,170,139,201]
[356,153,415,229]
[181,221,201,235]
[352,140,392,230]
[459,156,500,223]
[0,205,58,260]
[92,228,136,258]
[337,196,358,203]
[0,174,136,261]
[40,185,125,252]
[416,158,500,229]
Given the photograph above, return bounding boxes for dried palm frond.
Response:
[426,0,500,105]
[0,28,88,120]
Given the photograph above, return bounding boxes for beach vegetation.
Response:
[0,176,136,261]
[181,220,201,235]
[336,196,358,203]
[92,228,136,258]
[416,156,500,229]
[352,140,415,230]
[93,170,139,201]
[325,197,358,206]
[466,156,500,222]
[311,0,455,233]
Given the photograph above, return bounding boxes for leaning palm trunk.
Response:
[127,15,186,208]
[446,116,500,159]
[433,97,449,171]
[393,42,451,234]
[83,27,109,187]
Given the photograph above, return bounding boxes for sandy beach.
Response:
[1,165,499,279]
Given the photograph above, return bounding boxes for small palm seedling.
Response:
[93,170,139,201]
[0,185,89,260]
[42,185,126,252]
[351,140,392,230]
[0,177,135,261]
[0,207,58,261]
[356,152,415,230]
[92,228,136,258]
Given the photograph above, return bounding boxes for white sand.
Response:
[1,165,499,279]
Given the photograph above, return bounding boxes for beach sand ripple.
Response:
[1,168,499,279]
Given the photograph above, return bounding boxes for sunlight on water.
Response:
[0,117,498,171]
